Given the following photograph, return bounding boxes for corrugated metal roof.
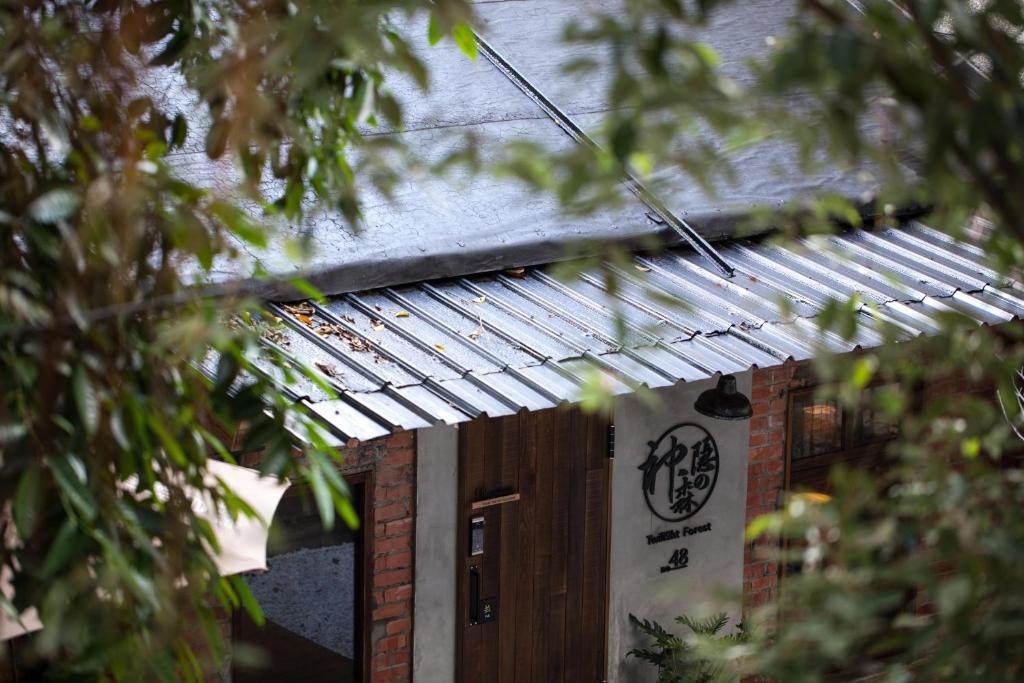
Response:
[248,221,1024,441]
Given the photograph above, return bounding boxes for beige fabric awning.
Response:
[201,460,291,576]
[0,461,290,642]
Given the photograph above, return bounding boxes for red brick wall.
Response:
[336,430,416,683]
[743,361,813,614]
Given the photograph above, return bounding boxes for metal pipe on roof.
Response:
[473,32,737,279]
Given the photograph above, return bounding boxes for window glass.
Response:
[790,386,899,462]
[790,394,842,460]
[234,482,364,682]
[850,384,899,447]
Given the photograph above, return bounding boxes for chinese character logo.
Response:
[639,423,720,522]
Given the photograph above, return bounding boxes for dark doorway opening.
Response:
[234,476,368,682]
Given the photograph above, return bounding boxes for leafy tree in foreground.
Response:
[5,0,1024,680]
[0,0,470,678]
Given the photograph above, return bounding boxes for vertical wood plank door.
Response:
[456,408,611,683]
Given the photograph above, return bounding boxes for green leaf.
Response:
[41,519,83,577]
[213,352,239,395]
[307,464,335,531]
[28,189,80,223]
[51,453,97,521]
[287,278,326,304]
[230,575,264,625]
[14,466,44,537]
[849,356,876,389]
[73,366,99,437]
[205,118,229,159]
[147,414,187,466]
[352,78,376,126]
[282,177,305,219]
[692,41,721,68]
[336,492,360,530]
[170,114,188,150]
[427,14,444,46]
[936,576,971,617]
[149,28,189,67]
[745,511,783,540]
[210,201,267,248]
[452,23,477,60]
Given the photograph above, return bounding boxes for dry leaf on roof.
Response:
[370,319,385,332]
[634,264,651,272]
[472,295,486,304]
[434,344,446,352]
[374,304,383,312]
[395,311,409,318]
[262,328,290,346]
[314,361,342,377]
[296,314,313,326]
[312,322,374,353]
[282,302,315,317]
[340,314,356,324]
[339,329,373,353]
[506,267,526,278]
[468,329,482,341]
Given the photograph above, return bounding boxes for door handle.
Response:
[469,566,480,625]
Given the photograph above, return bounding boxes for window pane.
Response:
[791,394,842,459]
[235,483,363,682]
[851,385,898,446]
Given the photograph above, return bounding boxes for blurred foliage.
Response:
[5,0,1024,680]
[0,0,471,679]
[731,322,1024,682]
[506,0,1024,251]
[521,1,1024,682]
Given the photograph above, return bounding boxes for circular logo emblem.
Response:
[638,423,719,522]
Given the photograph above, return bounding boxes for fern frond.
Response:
[676,612,729,636]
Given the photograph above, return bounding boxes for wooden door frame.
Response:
[454,410,613,682]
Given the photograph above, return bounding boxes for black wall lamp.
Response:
[694,374,753,421]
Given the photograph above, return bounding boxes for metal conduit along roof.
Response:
[250,221,1024,442]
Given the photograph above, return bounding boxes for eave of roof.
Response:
[245,221,1023,442]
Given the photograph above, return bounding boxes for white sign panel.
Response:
[607,374,752,681]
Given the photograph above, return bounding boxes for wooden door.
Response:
[456,407,612,683]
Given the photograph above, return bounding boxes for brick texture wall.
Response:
[743,361,813,615]
[336,430,416,683]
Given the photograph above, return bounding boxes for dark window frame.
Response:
[232,467,374,683]
[785,385,898,493]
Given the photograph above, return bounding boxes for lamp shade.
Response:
[694,374,753,421]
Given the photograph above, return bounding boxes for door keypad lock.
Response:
[470,515,484,556]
